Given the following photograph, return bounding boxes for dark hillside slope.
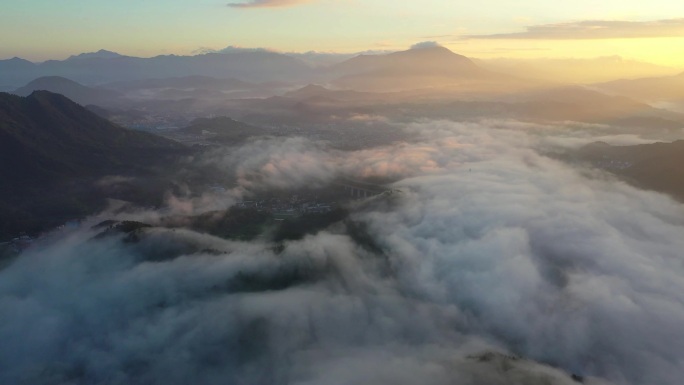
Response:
[577,140,684,202]
[0,91,188,238]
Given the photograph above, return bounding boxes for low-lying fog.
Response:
[2,120,684,385]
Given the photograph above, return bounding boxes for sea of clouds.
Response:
[1,120,683,385]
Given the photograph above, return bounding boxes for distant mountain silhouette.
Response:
[0,58,37,88]
[327,45,512,92]
[508,86,682,124]
[0,57,35,72]
[596,72,684,103]
[238,84,683,130]
[0,51,313,86]
[66,49,124,61]
[0,91,187,237]
[331,45,483,77]
[14,76,123,106]
[432,86,684,128]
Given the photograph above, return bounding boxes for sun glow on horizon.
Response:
[1,0,684,76]
[443,37,684,68]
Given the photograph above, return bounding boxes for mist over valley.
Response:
[2,21,684,385]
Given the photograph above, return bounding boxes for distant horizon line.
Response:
[1,44,678,70]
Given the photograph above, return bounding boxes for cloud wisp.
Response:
[227,0,315,9]
[466,18,684,39]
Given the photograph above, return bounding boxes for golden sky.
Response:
[2,0,684,67]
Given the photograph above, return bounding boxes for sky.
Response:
[3,0,684,67]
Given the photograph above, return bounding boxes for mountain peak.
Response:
[22,75,80,86]
[67,49,123,61]
[297,84,328,92]
[399,43,463,58]
[386,44,473,66]
[407,41,460,55]
[7,56,32,62]
[0,57,36,72]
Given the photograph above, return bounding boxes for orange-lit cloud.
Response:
[227,0,314,8]
[467,18,684,39]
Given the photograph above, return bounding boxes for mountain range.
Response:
[4,45,684,98]
[6,46,684,135]
[0,50,314,87]
[1,45,531,94]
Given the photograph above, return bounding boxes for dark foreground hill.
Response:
[0,91,189,238]
[577,140,684,202]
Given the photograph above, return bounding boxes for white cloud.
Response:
[2,120,684,384]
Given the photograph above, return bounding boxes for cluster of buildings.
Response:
[120,115,194,132]
[2,220,81,255]
[1,235,34,253]
[594,159,634,170]
[235,194,336,219]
